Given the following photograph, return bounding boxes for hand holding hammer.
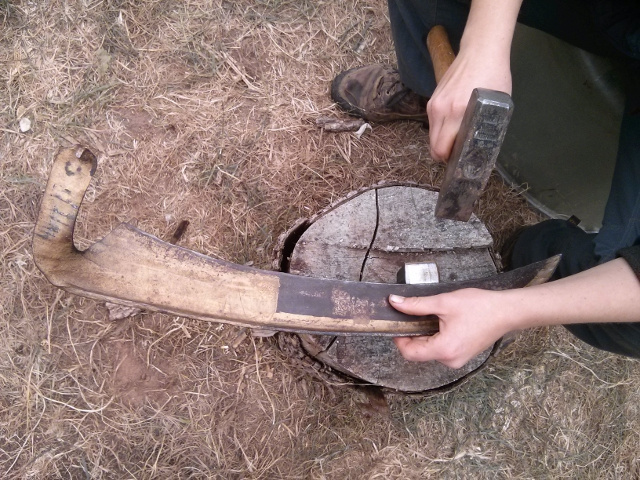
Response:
[426,26,514,222]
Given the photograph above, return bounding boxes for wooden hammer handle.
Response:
[426,25,455,84]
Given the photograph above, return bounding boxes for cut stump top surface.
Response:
[285,184,497,392]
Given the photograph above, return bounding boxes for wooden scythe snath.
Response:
[33,147,560,336]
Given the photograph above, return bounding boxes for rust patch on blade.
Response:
[331,288,374,324]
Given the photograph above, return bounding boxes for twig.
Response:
[316,116,365,132]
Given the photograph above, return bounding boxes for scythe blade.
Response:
[33,147,559,336]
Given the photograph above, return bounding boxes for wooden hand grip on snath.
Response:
[33,147,557,336]
[425,26,515,222]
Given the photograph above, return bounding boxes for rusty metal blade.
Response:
[33,147,559,336]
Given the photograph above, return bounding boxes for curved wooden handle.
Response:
[33,147,97,272]
[427,25,456,84]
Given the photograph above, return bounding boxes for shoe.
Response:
[331,64,429,123]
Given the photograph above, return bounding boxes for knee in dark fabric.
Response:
[510,219,599,279]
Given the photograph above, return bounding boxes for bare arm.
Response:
[428,0,523,161]
[391,259,640,368]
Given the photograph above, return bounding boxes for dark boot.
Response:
[331,64,429,123]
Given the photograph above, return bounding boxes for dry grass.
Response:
[1,0,639,478]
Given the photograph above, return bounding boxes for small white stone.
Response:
[19,117,31,132]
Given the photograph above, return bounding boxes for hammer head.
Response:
[435,88,514,222]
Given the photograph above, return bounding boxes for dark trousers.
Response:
[387,0,640,356]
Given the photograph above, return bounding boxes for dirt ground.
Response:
[1,1,639,478]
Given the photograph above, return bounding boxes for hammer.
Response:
[427,26,514,222]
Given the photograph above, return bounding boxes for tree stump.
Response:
[278,184,497,393]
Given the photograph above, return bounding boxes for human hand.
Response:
[390,289,513,369]
[427,49,512,162]
[427,43,512,162]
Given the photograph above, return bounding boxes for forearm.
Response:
[501,258,640,330]
[461,0,523,56]
[390,258,640,367]
[427,0,523,161]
